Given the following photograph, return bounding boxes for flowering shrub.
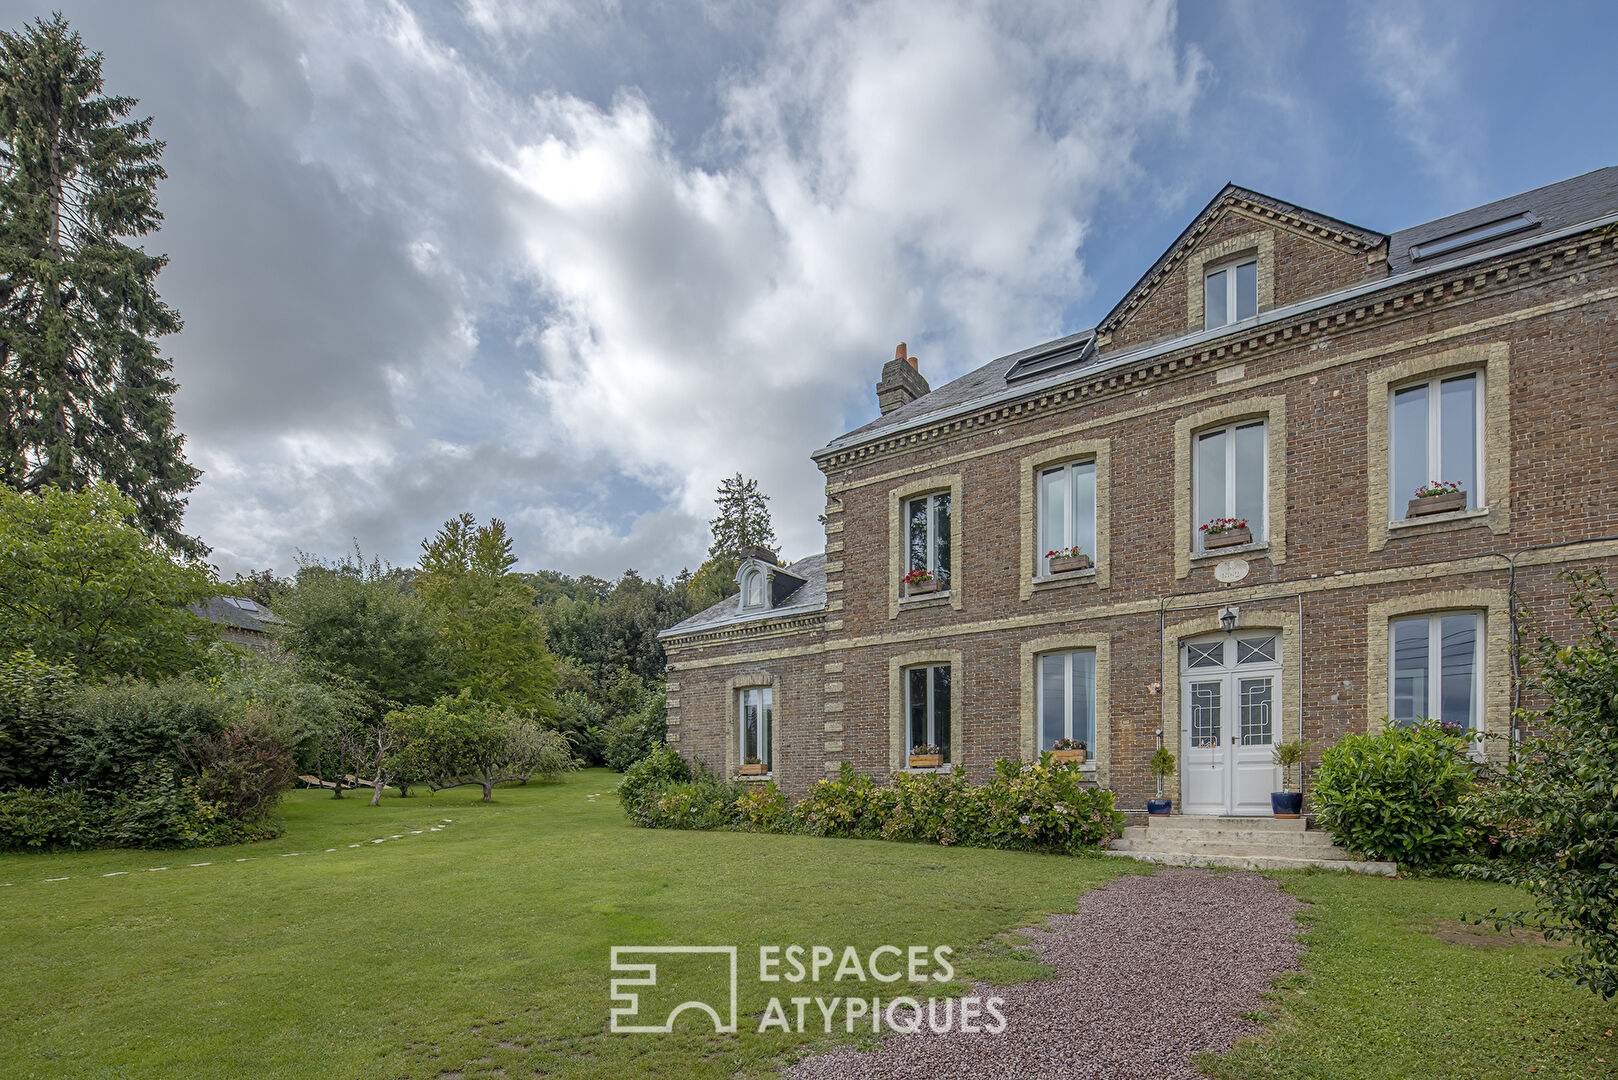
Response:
[1312,719,1480,867]
[734,781,788,831]
[900,569,935,586]
[1414,479,1464,498]
[1199,517,1249,534]
[622,757,1123,855]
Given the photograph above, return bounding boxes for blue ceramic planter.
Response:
[1146,798,1172,816]
[1271,791,1303,818]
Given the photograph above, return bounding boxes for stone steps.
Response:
[1108,814,1397,876]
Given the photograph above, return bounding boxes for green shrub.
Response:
[179,716,299,822]
[69,678,232,792]
[1465,569,1618,999]
[600,689,668,772]
[0,786,99,851]
[1312,719,1478,867]
[620,755,1124,856]
[616,744,691,824]
[101,766,280,849]
[734,780,788,831]
[977,757,1124,854]
[0,649,77,787]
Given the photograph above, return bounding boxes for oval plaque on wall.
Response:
[1213,558,1250,583]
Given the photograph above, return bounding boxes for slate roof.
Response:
[659,553,828,638]
[1386,165,1618,273]
[820,166,1618,457]
[193,595,284,634]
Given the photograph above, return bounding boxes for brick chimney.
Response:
[876,342,930,415]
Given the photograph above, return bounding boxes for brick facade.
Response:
[662,176,1618,812]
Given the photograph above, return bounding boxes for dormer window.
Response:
[1204,257,1257,330]
[739,566,768,611]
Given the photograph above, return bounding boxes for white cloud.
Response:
[130,0,1205,577]
[1356,1,1484,200]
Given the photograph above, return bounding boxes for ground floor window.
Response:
[739,686,773,769]
[1038,650,1095,754]
[1390,612,1480,730]
[906,664,951,759]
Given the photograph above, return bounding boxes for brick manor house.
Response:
[658,167,1618,815]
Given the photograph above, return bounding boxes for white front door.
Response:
[1180,633,1282,815]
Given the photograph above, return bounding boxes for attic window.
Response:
[1204,258,1257,329]
[740,568,768,611]
[1004,334,1097,384]
[1408,213,1539,263]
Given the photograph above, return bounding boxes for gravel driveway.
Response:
[784,868,1306,1080]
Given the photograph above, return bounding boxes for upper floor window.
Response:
[1390,612,1480,732]
[1038,650,1095,755]
[1037,460,1096,577]
[906,664,952,761]
[906,492,952,590]
[738,686,773,770]
[1390,372,1481,519]
[1204,257,1257,330]
[1193,420,1266,550]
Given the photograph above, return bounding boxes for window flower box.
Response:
[902,569,940,596]
[739,760,767,777]
[1200,517,1251,550]
[1046,547,1092,574]
[1049,738,1087,765]
[909,744,943,769]
[1407,481,1467,518]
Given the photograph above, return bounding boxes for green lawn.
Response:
[0,770,1610,1080]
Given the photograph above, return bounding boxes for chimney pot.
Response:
[875,340,930,414]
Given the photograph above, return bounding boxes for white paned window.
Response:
[906,492,952,589]
[906,664,952,759]
[738,686,773,769]
[1037,460,1096,576]
[1038,651,1096,755]
[741,569,766,610]
[1390,372,1482,517]
[1390,612,1481,732]
[1204,258,1258,330]
[1193,420,1267,549]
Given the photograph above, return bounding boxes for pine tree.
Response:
[0,15,202,556]
[708,472,777,561]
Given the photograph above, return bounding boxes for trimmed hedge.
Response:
[619,748,1123,855]
[1312,719,1480,867]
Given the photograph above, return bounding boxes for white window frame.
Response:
[740,567,766,610]
[1388,371,1486,520]
[1192,419,1268,550]
[905,492,951,590]
[1036,460,1097,578]
[1388,612,1484,738]
[1203,256,1258,330]
[737,686,773,770]
[1036,650,1097,762]
[905,663,951,758]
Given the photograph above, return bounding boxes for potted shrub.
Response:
[1199,516,1251,550]
[1046,546,1092,574]
[739,757,767,777]
[1270,738,1308,818]
[902,568,940,596]
[1147,746,1175,815]
[908,743,943,769]
[1049,738,1087,764]
[1407,479,1467,518]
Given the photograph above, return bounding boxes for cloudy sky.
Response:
[8,1,1615,581]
